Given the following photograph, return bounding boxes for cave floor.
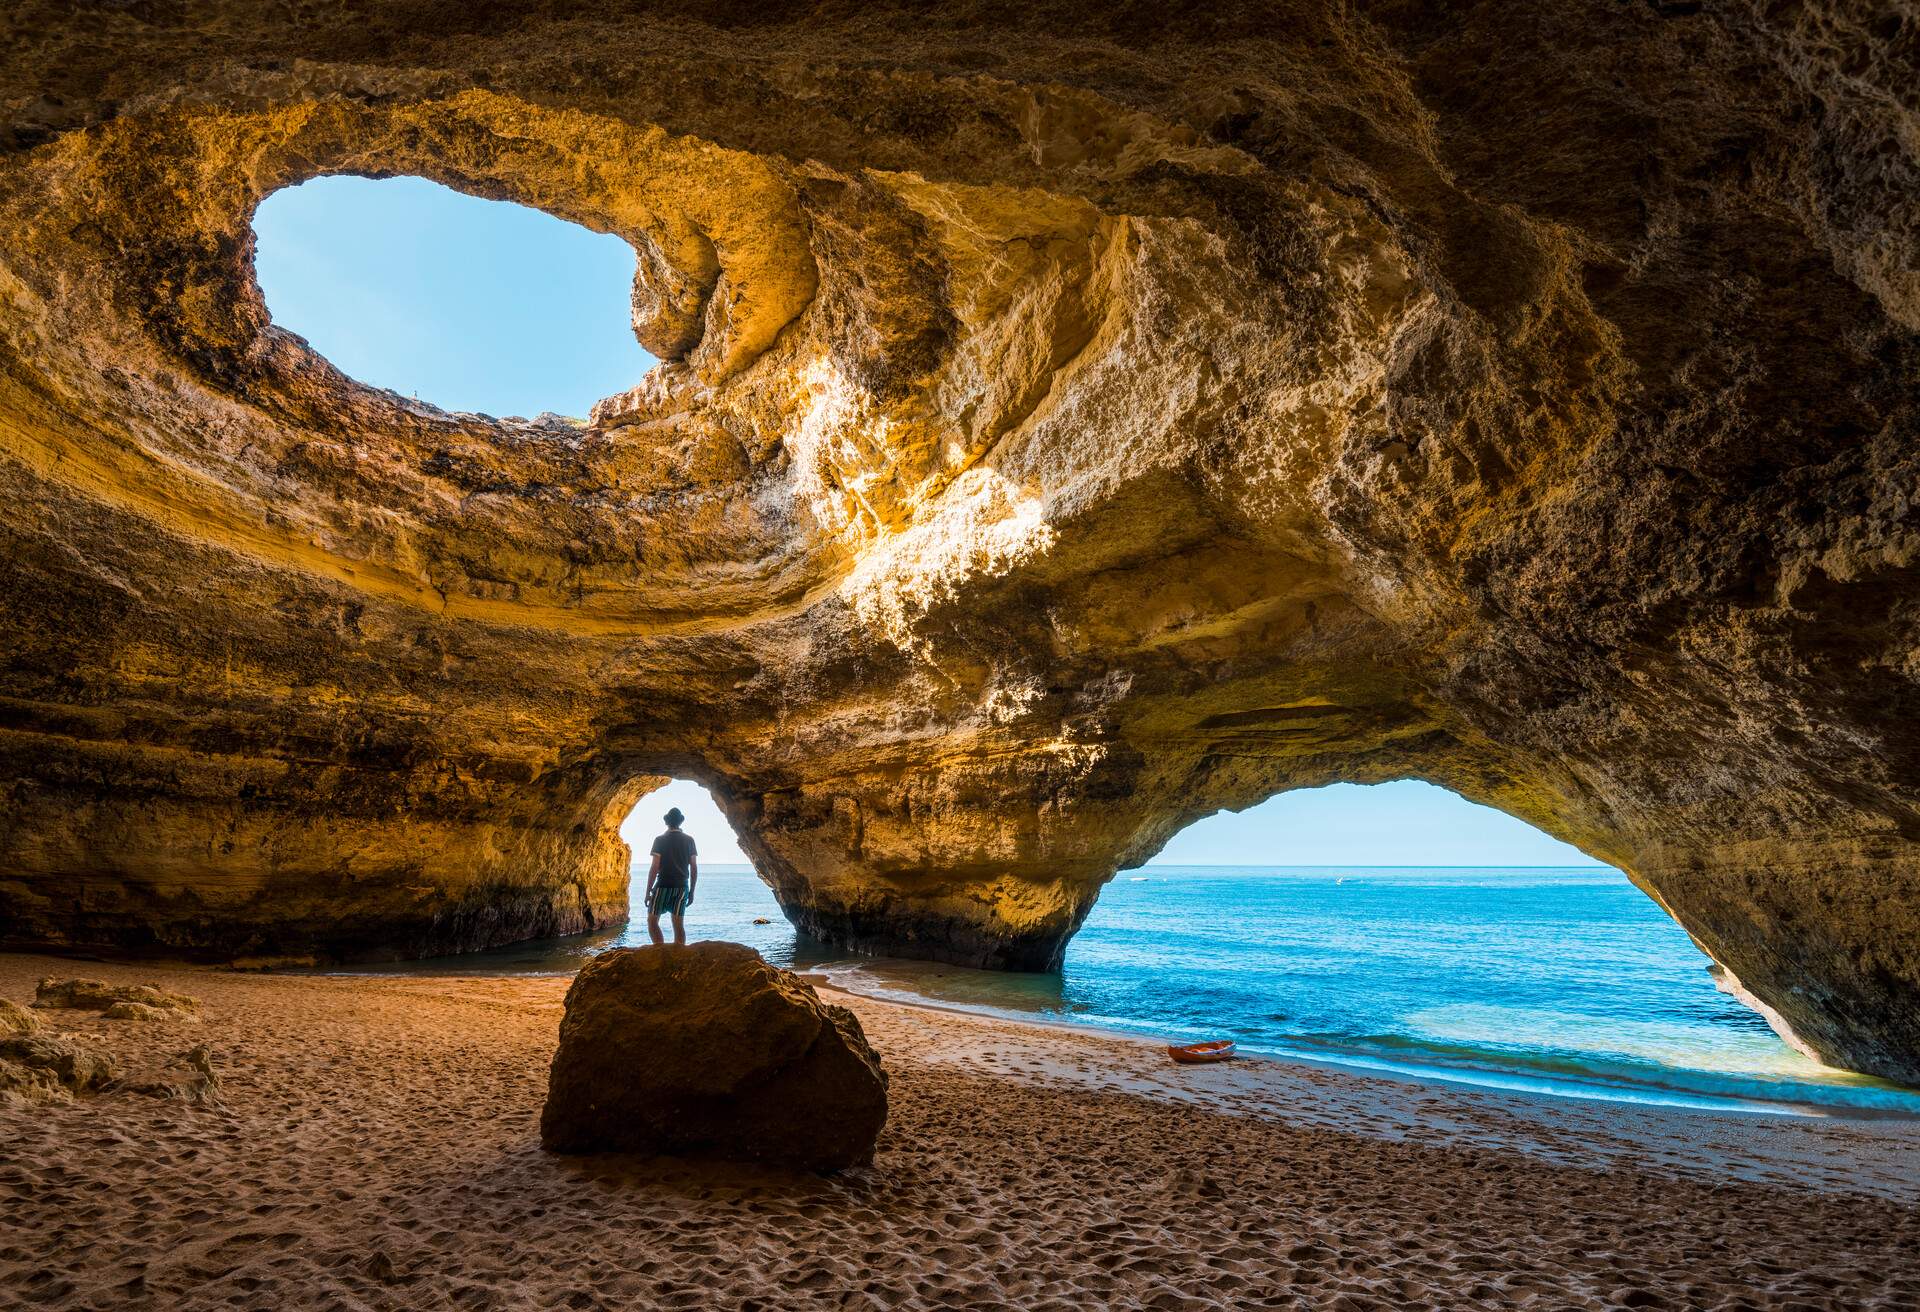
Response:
[2,953,1918,1311]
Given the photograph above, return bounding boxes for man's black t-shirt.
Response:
[651,829,697,887]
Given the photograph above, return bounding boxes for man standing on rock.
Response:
[645,806,698,947]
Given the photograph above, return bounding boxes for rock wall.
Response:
[0,3,1915,1079]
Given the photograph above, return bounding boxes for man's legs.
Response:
[646,886,685,946]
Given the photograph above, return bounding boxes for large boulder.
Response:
[540,942,887,1171]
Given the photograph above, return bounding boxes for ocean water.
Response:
[361,865,1920,1117]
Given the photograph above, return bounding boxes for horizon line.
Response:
[685,861,1616,871]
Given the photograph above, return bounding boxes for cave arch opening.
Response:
[609,777,825,965]
[1061,779,1879,1109]
[617,778,750,878]
[251,174,656,419]
[1145,779,1599,867]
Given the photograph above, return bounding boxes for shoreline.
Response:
[802,967,1872,1124]
[17,949,1920,1195]
[334,946,1920,1125]
[806,976,1920,1204]
[5,951,1920,1308]
[297,956,1920,1201]
[24,925,1919,1125]
[106,860,1899,1126]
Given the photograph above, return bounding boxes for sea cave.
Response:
[2,5,1920,1303]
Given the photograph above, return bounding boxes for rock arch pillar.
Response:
[708,749,1150,971]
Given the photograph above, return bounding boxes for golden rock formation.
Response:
[541,942,887,1169]
[0,4,1916,1080]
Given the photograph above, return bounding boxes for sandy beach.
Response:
[4,952,1919,1311]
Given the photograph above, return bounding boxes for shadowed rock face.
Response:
[0,4,1915,1078]
[541,942,887,1169]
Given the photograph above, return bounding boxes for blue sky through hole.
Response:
[253,177,1602,872]
[253,175,656,418]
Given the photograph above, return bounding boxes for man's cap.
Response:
[664,806,685,827]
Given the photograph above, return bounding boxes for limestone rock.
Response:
[119,1046,223,1105]
[0,999,40,1036]
[541,943,887,1170]
[103,1001,188,1023]
[0,1058,63,1103]
[36,979,199,1017]
[0,5,1916,1083]
[0,1035,118,1103]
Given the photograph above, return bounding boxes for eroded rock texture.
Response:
[35,978,200,1018]
[541,942,887,1169]
[0,4,1915,1077]
[0,1034,117,1104]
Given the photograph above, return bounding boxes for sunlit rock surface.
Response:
[0,4,1916,1079]
[35,978,200,1018]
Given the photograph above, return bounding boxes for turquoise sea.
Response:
[366,864,1920,1117]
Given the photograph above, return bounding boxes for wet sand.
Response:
[3,952,1919,1310]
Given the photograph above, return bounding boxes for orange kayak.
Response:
[1167,1039,1236,1064]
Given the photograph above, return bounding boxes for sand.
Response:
[2,953,1919,1311]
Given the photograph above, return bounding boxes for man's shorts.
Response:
[648,883,691,918]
